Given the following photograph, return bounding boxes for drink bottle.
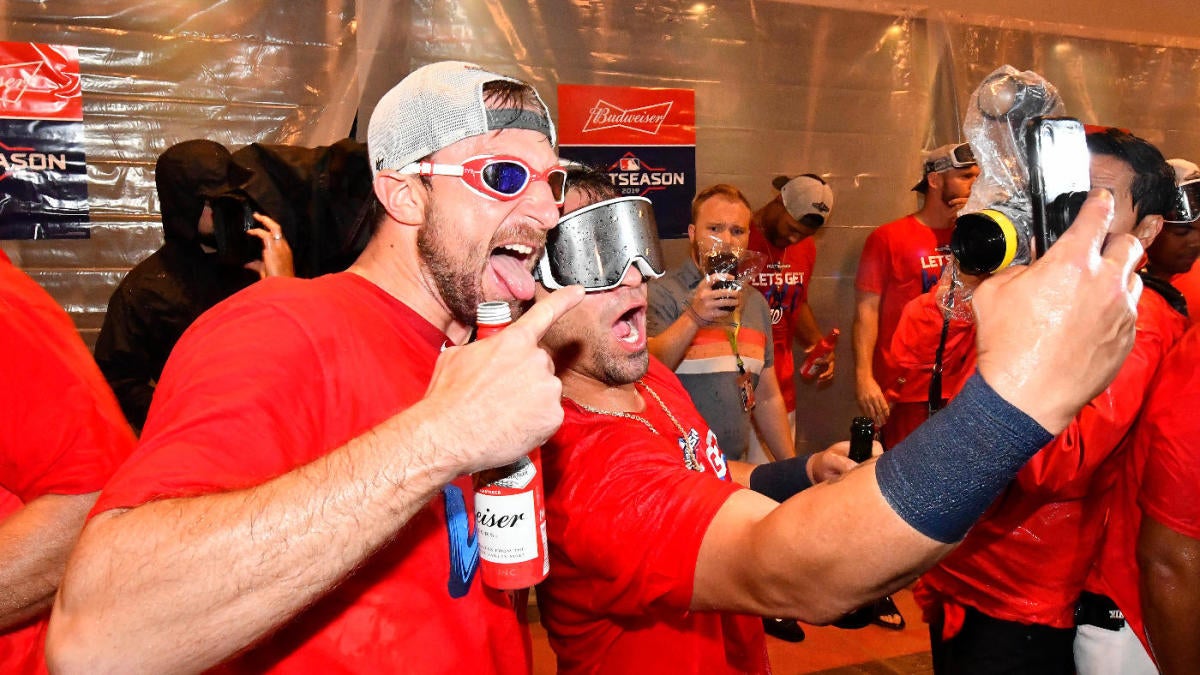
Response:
[799,328,839,379]
[849,416,875,463]
[472,301,550,589]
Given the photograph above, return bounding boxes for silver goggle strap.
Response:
[1165,179,1200,224]
[538,196,665,292]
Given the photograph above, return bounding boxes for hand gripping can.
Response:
[472,301,550,589]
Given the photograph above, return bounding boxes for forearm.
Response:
[695,470,944,622]
[793,303,823,349]
[0,493,97,631]
[852,301,879,385]
[750,372,795,460]
[48,399,465,674]
[694,372,1052,621]
[647,312,702,370]
[1139,517,1200,675]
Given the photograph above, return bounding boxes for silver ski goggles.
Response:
[1165,179,1200,224]
[536,196,665,292]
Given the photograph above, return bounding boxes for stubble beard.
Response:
[417,201,484,325]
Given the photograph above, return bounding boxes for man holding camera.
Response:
[853,142,980,449]
[93,139,294,432]
[915,128,1184,675]
[647,184,798,467]
[538,166,1156,672]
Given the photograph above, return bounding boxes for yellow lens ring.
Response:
[978,209,1018,271]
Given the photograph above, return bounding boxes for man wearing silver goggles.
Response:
[533,168,1148,673]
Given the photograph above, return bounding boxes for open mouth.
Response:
[488,242,539,301]
[613,304,646,347]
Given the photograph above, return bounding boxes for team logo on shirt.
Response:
[705,429,729,480]
[442,484,480,598]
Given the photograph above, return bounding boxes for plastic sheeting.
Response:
[0,0,358,336]
[3,0,1200,450]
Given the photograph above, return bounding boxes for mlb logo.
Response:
[619,157,640,171]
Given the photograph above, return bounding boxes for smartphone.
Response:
[1025,116,1091,256]
[210,192,264,264]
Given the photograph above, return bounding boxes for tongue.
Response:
[489,254,535,301]
[613,318,633,339]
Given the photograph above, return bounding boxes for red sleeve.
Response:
[545,422,738,617]
[0,267,136,501]
[93,297,329,513]
[855,226,889,294]
[1138,336,1200,539]
[1016,296,1184,498]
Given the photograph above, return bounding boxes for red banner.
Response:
[0,43,82,121]
[558,84,694,146]
[0,42,88,239]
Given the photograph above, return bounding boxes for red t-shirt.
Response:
[0,253,136,673]
[1084,322,1200,654]
[538,359,769,674]
[855,215,953,391]
[888,287,977,405]
[747,227,816,413]
[93,273,530,674]
[916,289,1187,630]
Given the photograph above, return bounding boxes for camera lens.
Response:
[952,209,1020,275]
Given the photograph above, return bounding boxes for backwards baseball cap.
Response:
[776,174,835,226]
[912,142,976,192]
[367,61,556,177]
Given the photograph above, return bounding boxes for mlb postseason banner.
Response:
[557,84,695,239]
[0,42,89,240]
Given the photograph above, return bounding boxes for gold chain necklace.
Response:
[569,379,703,471]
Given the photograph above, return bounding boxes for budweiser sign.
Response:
[583,99,673,135]
[0,44,82,120]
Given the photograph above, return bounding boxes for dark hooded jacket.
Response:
[94,140,259,432]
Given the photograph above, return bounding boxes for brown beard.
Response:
[417,200,485,325]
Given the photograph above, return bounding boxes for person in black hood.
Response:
[94,139,294,433]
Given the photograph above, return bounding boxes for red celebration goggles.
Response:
[399,154,567,206]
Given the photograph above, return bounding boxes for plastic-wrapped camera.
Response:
[949,67,1090,275]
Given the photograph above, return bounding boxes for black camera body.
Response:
[951,116,1090,275]
[209,191,264,265]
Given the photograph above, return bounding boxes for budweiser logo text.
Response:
[583,99,673,135]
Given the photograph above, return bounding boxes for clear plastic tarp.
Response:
[4,0,1200,450]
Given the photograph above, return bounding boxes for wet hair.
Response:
[691,183,752,224]
[480,79,544,116]
[564,164,619,208]
[1086,128,1176,222]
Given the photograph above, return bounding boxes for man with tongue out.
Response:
[49,61,583,674]
[532,169,1156,673]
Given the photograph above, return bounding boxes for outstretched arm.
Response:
[691,190,1143,621]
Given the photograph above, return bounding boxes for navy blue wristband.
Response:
[875,371,1053,543]
[749,454,814,502]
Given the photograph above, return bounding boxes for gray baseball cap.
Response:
[367,61,556,176]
